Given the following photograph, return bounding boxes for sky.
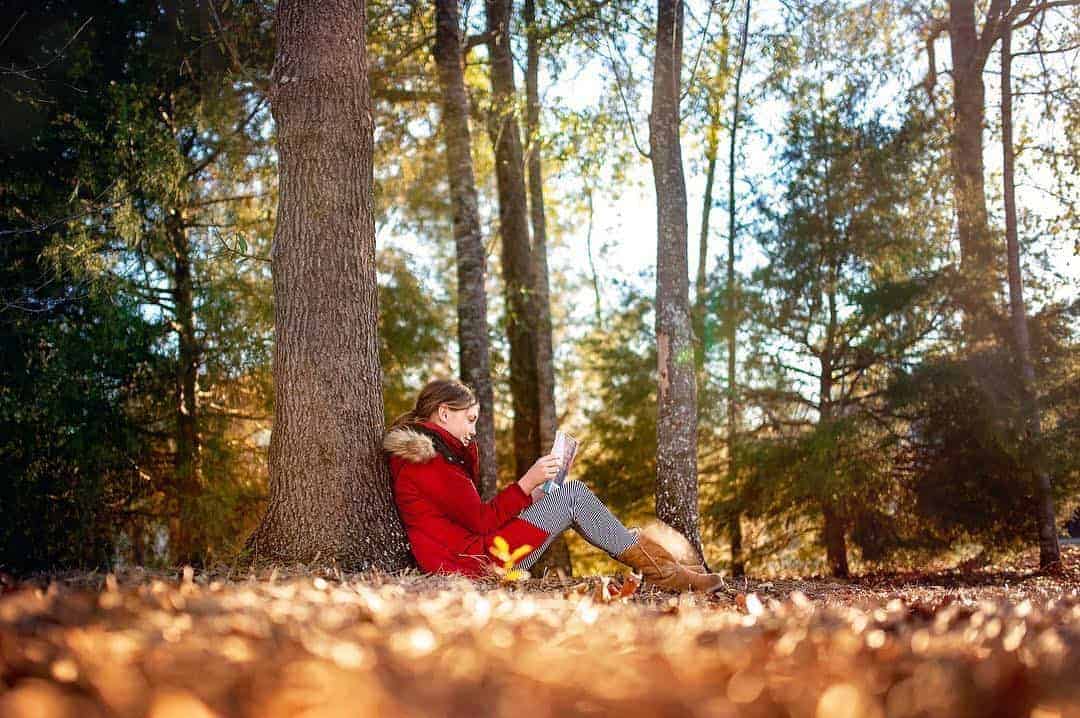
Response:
[379,0,1079,385]
[534,0,1078,323]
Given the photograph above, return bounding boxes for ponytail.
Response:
[387,409,420,433]
[386,379,477,434]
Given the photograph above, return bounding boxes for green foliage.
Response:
[0,286,168,571]
[378,249,455,421]
[738,89,951,570]
[0,0,278,569]
[2,0,1076,576]
[736,416,909,566]
[574,282,657,521]
[886,306,1080,549]
[888,352,1034,545]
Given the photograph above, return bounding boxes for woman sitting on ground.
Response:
[383,378,722,592]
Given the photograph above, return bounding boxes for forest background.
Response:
[1,0,1078,579]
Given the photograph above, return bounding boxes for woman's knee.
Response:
[564,479,592,505]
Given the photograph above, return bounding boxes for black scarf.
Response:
[411,424,471,473]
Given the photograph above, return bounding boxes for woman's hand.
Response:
[517,453,561,495]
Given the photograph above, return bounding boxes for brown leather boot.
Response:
[616,532,723,593]
[627,521,708,572]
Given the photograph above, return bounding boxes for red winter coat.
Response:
[384,421,548,577]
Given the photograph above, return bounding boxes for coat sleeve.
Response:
[412,461,534,535]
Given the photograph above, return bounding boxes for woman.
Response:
[384,379,723,592]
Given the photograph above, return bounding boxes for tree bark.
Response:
[433,0,499,499]
[1001,19,1061,571]
[820,247,849,579]
[693,131,717,373]
[169,212,202,565]
[948,0,999,333]
[485,0,543,479]
[725,0,751,578]
[585,185,603,326]
[247,0,412,570]
[524,0,557,453]
[822,501,850,579]
[692,21,728,370]
[523,0,572,576]
[651,0,703,560]
[818,399,849,578]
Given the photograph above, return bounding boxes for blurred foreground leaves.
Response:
[1,548,1079,717]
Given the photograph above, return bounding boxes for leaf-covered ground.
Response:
[2,546,1079,718]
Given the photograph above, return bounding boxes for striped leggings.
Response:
[516,480,637,570]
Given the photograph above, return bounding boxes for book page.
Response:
[551,431,579,487]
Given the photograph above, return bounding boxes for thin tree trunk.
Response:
[818,398,849,578]
[523,0,572,576]
[725,0,751,578]
[1001,18,1061,570]
[485,0,543,479]
[651,0,703,560]
[693,19,726,371]
[693,138,717,373]
[434,0,498,499]
[584,185,603,326]
[247,0,412,570]
[822,501,849,578]
[524,0,557,453]
[948,0,997,333]
[130,521,146,567]
[820,251,849,579]
[170,214,202,565]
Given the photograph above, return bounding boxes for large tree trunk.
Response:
[433,0,498,499]
[523,0,572,576]
[650,0,703,560]
[247,0,412,570]
[170,214,202,565]
[1001,20,1061,571]
[485,0,542,479]
[948,0,998,333]
[724,0,751,578]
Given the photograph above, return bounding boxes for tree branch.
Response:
[1009,0,1080,32]
[921,16,948,98]
[371,86,440,103]
[539,1,607,42]
[204,402,270,421]
[980,0,1080,60]
[465,31,495,51]
[602,28,650,159]
[1010,41,1080,57]
[1,15,94,80]
[189,192,270,208]
[978,0,1018,65]
[184,97,267,180]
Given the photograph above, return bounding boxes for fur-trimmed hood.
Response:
[383,427,437,464]
[385,421,479,479]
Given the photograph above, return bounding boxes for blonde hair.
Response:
[388,379,477,432]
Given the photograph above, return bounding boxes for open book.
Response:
[549,430,580,488]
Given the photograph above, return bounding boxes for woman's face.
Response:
[433,403,479,446]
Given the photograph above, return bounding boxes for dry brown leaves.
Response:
[1,548,1079,718]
